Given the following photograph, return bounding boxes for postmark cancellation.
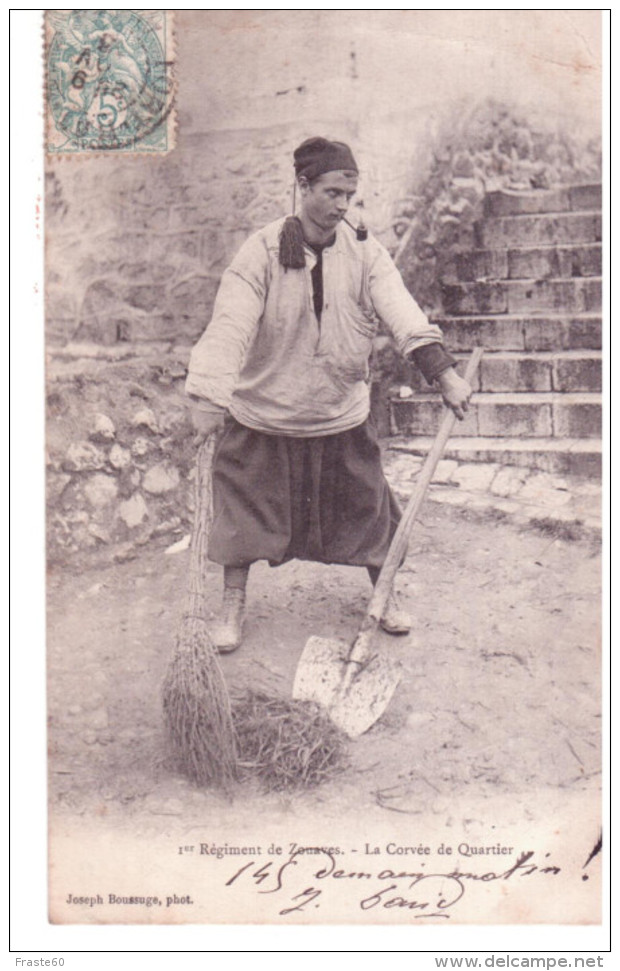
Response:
[45,9,175,156]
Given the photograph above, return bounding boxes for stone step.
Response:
[443,243,601,283]
[407,350,602,394]
[441,277,602,315]
[483,184,602,218]
[388,436,602,478]
[478,211,602,248]
[433,313,602,352]
[390,391,602,439]
[507,243,602,281]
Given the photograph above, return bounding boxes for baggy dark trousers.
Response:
[209,416,401,569]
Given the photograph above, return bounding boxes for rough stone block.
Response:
[119,312,177,342]
[63,442,107,473]
[507,245,601,281]
[556,245,602,278]
[109,444,131,470]
[123,285,168,313]
[150,233,201,263]
[451,463,498,492]
[506,279,602,315]
[131,438,155,460]
[522,317,580,352]
[169,206,214,231]
[89,414,116,443]
[552,357,602,393]
[46,289,78,335]
[390,397,478,436]
[566,317,602,350]
[96,233,151,264]
[445,249,508,282]
[78,281,127,346]
[441,282,508,315]
[143,462,181,495]
[46,472,72,504]
[553,399,602,438]
[46,316,79,344]
[231,182,260,210]
[481,357,552,392]
[480,212,602,247]
[569,184,602,212]
[489,466,531,497]
[391,398,441,434]
[131,408,159,434]
[582,278,603,312]
[507,247,559,280]
[121,207,169,232]
[84,473,118,508]
[484,188,570,218]
[436,316,525,351]
[431,459,459,483]
[117,262,176,284]
[563,451,602,478]
[118,493,149,528]
[477,401,553,437]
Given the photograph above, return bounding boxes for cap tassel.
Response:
[279,181,306,269]
[279,216,306,269]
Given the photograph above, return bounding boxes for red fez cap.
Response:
[294,137,358,181]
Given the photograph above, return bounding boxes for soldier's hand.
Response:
[189,398,227,442]
[436,368,472,421]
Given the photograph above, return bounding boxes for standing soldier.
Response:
[186,136,471,652]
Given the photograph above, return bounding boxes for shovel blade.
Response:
[292,636,401,738]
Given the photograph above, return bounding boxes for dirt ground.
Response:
[47,500,602,839]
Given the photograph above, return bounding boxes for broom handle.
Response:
[351,346,484,655]
[187,431,221,615]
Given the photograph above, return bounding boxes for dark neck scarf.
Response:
[307,237,335,322]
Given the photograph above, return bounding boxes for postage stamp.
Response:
[45,9,175,155]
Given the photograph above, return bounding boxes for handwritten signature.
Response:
[225,849,561,918]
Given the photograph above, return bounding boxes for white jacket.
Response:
[186,217,445,436]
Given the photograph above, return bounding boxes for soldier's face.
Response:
[299,171,358,232]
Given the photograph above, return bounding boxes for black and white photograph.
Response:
[22,8,606,936]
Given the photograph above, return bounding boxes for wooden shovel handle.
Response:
[355,346,484,651]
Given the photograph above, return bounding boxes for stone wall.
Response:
[46,124,340,348]
[46,354,195,563]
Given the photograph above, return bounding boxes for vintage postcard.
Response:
[39,9,604,935]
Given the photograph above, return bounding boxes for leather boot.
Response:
[367,566,411,635]
[379,590,411,635]
[211,587,246,654]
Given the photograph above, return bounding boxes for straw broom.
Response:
[162,433,237,787]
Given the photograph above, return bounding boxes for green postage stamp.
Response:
[45,9,175,155]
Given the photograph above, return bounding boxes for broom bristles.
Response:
[162,618,237,787]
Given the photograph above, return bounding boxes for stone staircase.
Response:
[392,183,603,477]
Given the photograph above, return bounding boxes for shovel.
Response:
[292,347,484,737]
